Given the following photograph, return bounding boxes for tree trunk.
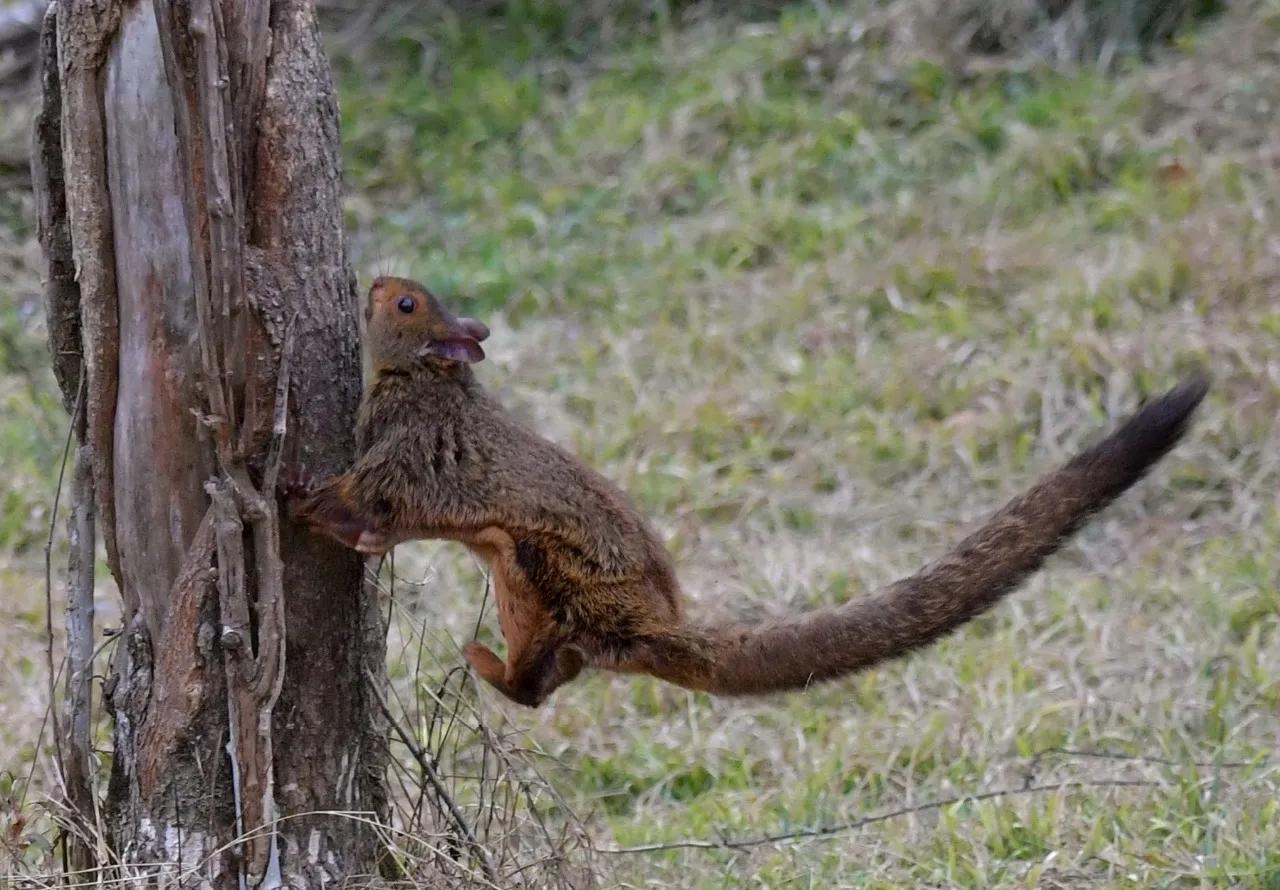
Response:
[33,0,388,885]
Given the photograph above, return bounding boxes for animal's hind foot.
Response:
[463,640,507,685]
[463,641,544,707]
[463,639,592,708]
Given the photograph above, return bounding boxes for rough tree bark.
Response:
[33,0,388,885]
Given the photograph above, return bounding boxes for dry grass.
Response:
[4,0,1280,886]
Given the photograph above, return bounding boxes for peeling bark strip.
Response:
[35,0,384,885]
[32,3,79,415]
[54,0,123,587]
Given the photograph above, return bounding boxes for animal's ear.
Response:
[421,337,485,363]
[456,317,490,342]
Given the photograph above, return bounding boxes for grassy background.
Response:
[3,0,1279,885]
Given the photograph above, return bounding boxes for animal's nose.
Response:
[458,317,490,341]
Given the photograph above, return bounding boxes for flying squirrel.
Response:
[290,276,1208,708]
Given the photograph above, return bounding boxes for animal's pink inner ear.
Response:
[423,337,485,363]
[456,317,490,342]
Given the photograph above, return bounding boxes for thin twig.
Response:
[1030,747,1268,770]
[364,667,499,885]
[600,779,1160,855]
[20,659,64,813]
[42,372,84,791]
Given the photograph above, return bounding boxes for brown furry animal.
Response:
[292,276,1208,708]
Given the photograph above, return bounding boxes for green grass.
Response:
[4,0,1280,886]
[334,2,1279,885]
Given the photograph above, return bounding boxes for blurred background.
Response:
[1,1,1278,885]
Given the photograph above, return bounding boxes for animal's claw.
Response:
[280,467,318,521]
[279,465,314,501]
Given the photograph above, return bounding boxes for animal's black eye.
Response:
[396,296,416,314]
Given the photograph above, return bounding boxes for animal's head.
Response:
[365,276,490,372]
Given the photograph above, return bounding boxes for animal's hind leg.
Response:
[463,533,586,706]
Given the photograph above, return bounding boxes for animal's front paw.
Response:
[279,467,315,518]
[283,474,387,554]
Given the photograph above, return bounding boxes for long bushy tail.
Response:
[642,376,1208,696]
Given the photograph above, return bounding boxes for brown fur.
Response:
[293,277,1208,707]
